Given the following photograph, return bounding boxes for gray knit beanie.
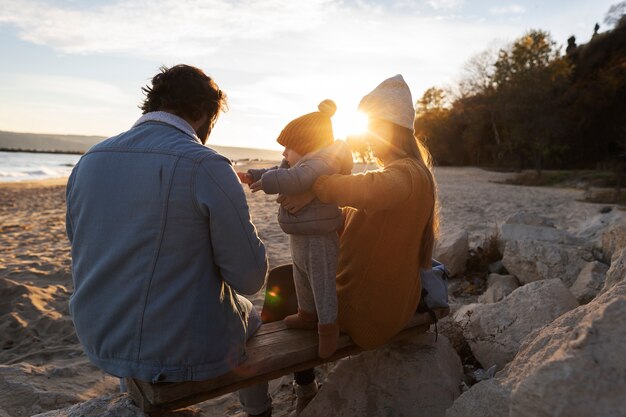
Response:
[358,74,415,130]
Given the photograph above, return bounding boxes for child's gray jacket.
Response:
[248,141,353,235]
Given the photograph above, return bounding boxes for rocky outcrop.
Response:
[445,379,510,417]
[444,281,626,417]
[459,279,578,371]
[576,209,623,246]
[478,274,519,304]
[32,395,147,417]
[434,230,469,277]
[301,333,463,417]
[500,222,593,286]
[601,247,626,294]
[601,221,626,261]
[569,261,609,304]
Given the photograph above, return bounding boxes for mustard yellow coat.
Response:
[313,158,435,349]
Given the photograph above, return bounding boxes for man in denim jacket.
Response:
[65,65,271,416]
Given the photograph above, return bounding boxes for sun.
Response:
[333,110,369,140]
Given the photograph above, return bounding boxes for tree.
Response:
[491,30,572,175]
[605,2,626,27]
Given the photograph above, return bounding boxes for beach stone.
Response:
[502,211,555,227]
[501,228,593,286]
[452,303,481,323]
[33,395,145,417]
[601,247,626,294]
[507,281,626,417]
[444,379,510,417]
[434,229,469,277]
[569,261,609,304]
[575,209,623,245]
[478,274,519,304]
[443,281,626,417]
[601,221,626,261]
[462,279,578,371]
[488,260,506,274]
[300,333,463,417]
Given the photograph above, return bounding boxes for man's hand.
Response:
[278,191,316,214]
[237,172,253,185]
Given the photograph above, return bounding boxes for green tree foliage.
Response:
[417,5,626,176]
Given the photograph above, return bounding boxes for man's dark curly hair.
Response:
[140,64,227,127]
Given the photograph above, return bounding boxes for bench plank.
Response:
[127,308,448,412]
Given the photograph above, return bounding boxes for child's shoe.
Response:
[283,309,318,330]
[317,322,339,359]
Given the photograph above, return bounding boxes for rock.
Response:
[478,274,519,304]
[462,279,578,371]
[503,212,555,228]
[33,394,203,417]
[445,379,510,417]
[601,247,626,294]
[506,282,626,417]
[300,333,463,417]
[575,209,623,245]
[444,278,626,417]
[452,303,482,323]
[501,229,593,286]
[569,261,609,304]
[33,395,145,417]
[434,230,469,277]
[601,222,626,261]
[488,260,506,274]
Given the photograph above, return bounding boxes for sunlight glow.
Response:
[333,110,369,140]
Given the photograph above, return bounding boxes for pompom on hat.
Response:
[358,74,415,130]
[276,99,337,156]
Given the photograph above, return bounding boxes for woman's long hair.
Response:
[381,122,440,270]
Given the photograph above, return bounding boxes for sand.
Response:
[0,166,617,417]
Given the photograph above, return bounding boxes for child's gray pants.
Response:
[289,233,339,324]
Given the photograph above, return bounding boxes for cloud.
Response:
[0,0,523,146]
[489,4,526,15]
[427,0,464,11]
[0,0,337,57]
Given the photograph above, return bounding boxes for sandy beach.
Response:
[0,165,619,417]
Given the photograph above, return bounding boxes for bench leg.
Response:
[126,377,161,413]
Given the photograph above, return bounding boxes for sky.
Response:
[0,0,619,151]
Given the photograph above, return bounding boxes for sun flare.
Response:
[333,110,369,140]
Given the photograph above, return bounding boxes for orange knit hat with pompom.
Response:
[276,99,337,156]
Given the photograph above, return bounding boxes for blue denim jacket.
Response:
[65,112,268,382]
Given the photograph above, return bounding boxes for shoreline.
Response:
[0,176,69,188]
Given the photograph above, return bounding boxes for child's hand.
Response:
[250,180,263,193]
[237,172,253,185]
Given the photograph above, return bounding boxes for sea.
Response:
[0,147,283,182]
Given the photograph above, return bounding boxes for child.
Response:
[238,99,353,358]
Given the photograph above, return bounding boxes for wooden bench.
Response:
[126,265,449,412]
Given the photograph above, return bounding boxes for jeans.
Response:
[238,295,272,415]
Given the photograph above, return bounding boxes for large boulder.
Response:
[507,282,626,417]
[569,261,609,304]
[460,279,578,371]
[601,247,626,294]
[576,209,623,246]
[601,221,626,261]
[443,280,626,417]
[478,274,519,304]
[499,211,594,287]
[301,333,463,417]
[434,230,469,277]
[445,379,510,417]
[500,224,593,286]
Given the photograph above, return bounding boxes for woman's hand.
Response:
[278,191,316,214]
[250,180,263,193]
